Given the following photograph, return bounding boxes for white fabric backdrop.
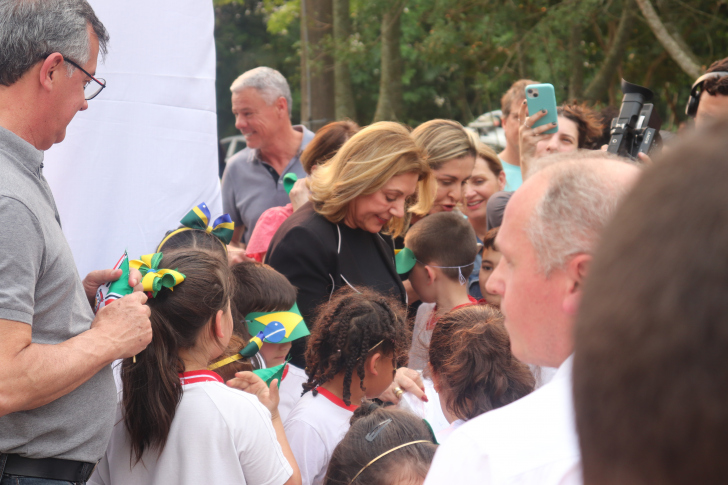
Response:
[44,0,222,278]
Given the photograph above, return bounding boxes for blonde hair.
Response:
[309,122,433,238]
[411,119,477,171]
[467,130,503,177]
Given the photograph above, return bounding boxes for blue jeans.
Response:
[0,476,80,485]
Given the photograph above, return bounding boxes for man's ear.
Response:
[275,96,288,117]
[366,352,382,376]
[563,253,591,316]
[212,309,225,339]
[39,53,65,92]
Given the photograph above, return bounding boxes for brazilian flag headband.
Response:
[129,252,186,298]
[157,203,235,252]
[208,303,310,371]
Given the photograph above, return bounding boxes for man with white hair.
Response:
[222,67,314,247]
[424,151,640,485]
[0,1,151,482]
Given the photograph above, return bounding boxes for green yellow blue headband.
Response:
[157,203,235,252]
[395,248,416,274]
[129,252,186,297]
[244,302,310,349]
[208,303,309,371]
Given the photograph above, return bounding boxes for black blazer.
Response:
[266,202,406,368]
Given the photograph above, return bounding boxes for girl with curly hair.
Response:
[283,287,409,485]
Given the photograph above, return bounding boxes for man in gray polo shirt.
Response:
[0,2,152,483]
[222,67,314,247]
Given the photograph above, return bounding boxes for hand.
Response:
[637,152,654,165]
[289,177,311,212]
[227,371,281,419]
[226,246,251,266]
[82,267,143,304]
[379,367,428,404]
[517,99,555,173]
[91,291,152,359]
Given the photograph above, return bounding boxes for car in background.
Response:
[467,109,506,152]
[218,134,247,178]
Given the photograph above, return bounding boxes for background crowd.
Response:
[2,1,728,485]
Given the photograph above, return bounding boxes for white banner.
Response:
[44,0,222,278]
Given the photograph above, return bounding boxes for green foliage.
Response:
[214,0,728,136]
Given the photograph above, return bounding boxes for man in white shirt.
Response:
[424,150,640,485]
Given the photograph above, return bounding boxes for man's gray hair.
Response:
[230,66,292,118]
[526,150,639,275]
[0,0,109,86]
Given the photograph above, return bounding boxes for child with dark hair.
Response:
[401,212,479,369]
[90,250,300,485]
[210,261,310,421]
[324,403,438,485]
[156,202,235,262]
[428,304,535,442]
[479,227,502,307]
[284,287,409,485]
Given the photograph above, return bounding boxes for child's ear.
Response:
[213,309,225,339]
[425,265,436,285]
[367,352,382,376]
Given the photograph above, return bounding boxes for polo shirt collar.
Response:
[252,124,314,169]
[0,125,44,174]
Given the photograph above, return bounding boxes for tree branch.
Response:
[633,0,702,78]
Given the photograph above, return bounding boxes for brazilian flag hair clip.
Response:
[129,252,186,298]
[241,302,310,358]
[157,202,235,252]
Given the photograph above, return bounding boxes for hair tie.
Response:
[349,441,431,484]
[157,203,235,252]
[129,252,186,297]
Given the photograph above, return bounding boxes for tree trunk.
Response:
[568,23,584,101]
[634,0,702,78]
[583,1,635,102]
[333,0,356,121]
[300,0,335,131]
[373,3,404,122]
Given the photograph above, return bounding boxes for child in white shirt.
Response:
[90,250,300,485]
[211,261,310,422]
[284,287,410,485]
[427,304,535,443]
[399,212,480,370]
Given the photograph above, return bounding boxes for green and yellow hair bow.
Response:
[129,252,186,297]
[157,203,235,252]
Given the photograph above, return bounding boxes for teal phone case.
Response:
[525,83,558,134]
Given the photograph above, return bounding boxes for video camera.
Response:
[608,79,661,159]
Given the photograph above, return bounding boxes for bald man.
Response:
[424,150,640,485]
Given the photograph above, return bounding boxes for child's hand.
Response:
[227,371,281,419]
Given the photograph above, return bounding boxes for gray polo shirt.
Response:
[222,125,314,244]
[0,126,116,462]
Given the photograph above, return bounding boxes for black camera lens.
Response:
[527,89,533,95]
[534,92,539,97]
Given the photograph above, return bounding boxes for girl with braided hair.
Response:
[283,287,409,485]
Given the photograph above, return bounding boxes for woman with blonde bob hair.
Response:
[267,122,433,368]
[412,119,477,215]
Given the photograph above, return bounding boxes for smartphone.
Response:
[525,83,558,134]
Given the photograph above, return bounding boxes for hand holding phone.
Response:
[525,83,558,135]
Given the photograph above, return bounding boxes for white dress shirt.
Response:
[423,355,582,485]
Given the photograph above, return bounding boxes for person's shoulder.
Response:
[183,382,272,422]
[224,147,258,174]
[286,364,308,380]
[270,203,335,248]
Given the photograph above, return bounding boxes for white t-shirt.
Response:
[90,370,293,485]
[398,375,450,435]
[435,419,465,444]
[278,364,308,423]
[409,302,436,370]
[423,356,581,485]
[284,387,357,485]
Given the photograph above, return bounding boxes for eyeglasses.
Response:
[41,53,106,100]
[64,58,106,100]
